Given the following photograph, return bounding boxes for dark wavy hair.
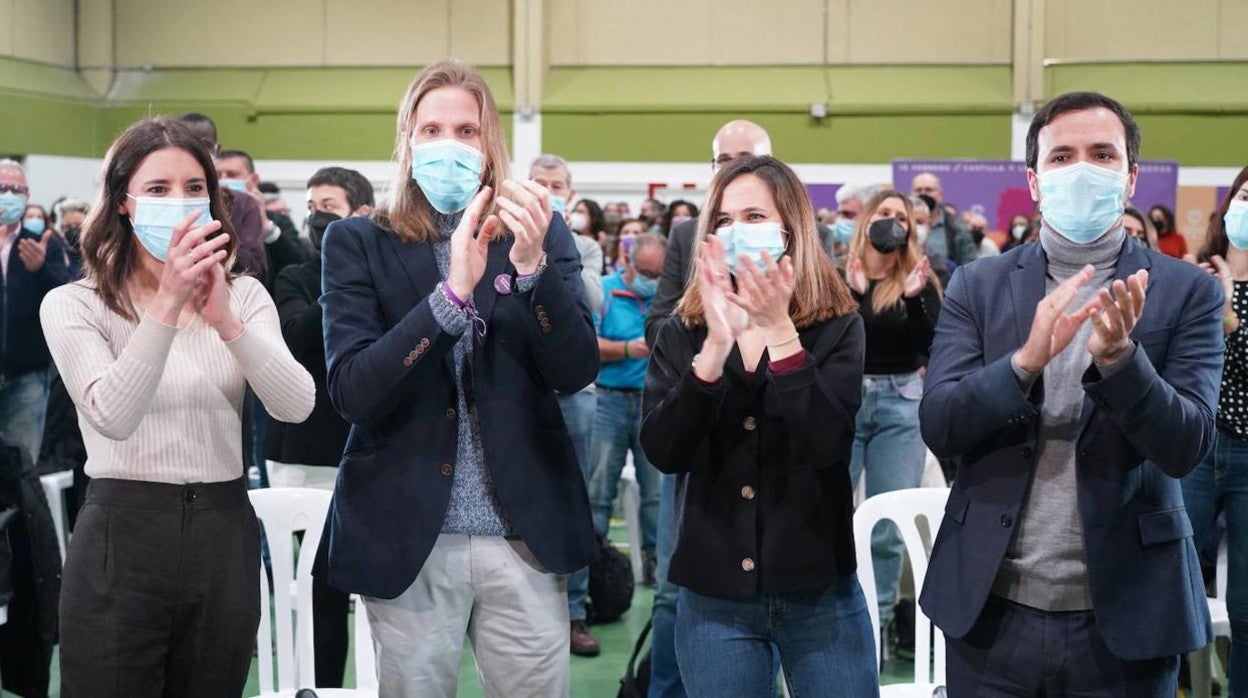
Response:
[81,117,237,321]
[1199,164,1248,262]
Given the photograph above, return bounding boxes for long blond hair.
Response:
[376,58,510,243]
[675,156,856,329]
[849,190,943,314]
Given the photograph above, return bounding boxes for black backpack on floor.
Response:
[617,619,652,698]
[587,532,634,624]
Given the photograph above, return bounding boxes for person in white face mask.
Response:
[1182,165,1248,696]
[527,153,605,657]
[920,91,1224,697]
[0,160,69,466]
[314,58,598,697]
[40,117,314,697]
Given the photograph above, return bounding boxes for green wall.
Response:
[2,58,1246,166]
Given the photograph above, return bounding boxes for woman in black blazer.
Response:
[313,59,598,697]
[641,155,877,696]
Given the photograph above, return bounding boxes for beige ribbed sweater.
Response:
[40,276,316,484]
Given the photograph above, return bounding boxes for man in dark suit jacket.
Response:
[919,92,1222,696]
[263,166,373,689]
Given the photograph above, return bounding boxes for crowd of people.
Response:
[0,54,1242,697]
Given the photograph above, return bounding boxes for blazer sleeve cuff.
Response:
[974,352,1042,425]
[1082,340,1153,413]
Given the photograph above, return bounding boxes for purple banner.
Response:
[806,183,842,213]
[892,160,1179,235]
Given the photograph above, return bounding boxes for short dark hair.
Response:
[307,167,375,211]
[1025,91,1141,170]
[217,149,255,173]
[177,112,218,147]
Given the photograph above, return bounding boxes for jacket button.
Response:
[1021,447,1034,460]
[741,557,756,572]
[445,408,457,420]
[742,416,757,431]
[420,338,430,348]
[403,357,414,367]
[440,463,453,477]
[1000,514,1012,528]
[741,485,756,500]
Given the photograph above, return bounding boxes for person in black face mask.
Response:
[263,165,373,689]
[54,198,90,280]
[843,189,944,640]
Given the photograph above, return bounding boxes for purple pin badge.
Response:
[493,273,513,295]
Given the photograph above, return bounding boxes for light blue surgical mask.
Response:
[220,178,248,192]
[1225,200,1248,250]
[127,195,212,262]
[717,221,787,275]
[832,217,855,245]
[23,217,45,235]
[410,139,484,214]
[1037,162,1128,244]
[630,274,658,299]
[0,193,27,224]
[550,195,567,214]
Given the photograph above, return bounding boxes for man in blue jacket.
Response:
[0,160,68,462]
[919,92,1222,696]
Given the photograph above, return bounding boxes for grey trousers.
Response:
[363,533,571,698]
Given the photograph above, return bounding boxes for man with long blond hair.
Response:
[312,58,598,696]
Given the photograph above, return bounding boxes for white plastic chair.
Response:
[250,487,378,698]
[1188,538,1231,698]
[853,488,949,697]
[38,470,73,562]
[620,454,644,584]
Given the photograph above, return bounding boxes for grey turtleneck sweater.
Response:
[991,222,1133,611]
[427,211,544,536]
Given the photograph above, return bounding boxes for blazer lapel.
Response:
[473,239,514,327]
[1009,243,1048,347]
[384,233,440,298]
[1077,236,1153,441]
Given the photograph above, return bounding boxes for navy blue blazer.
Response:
[312,214,600,599]
[918,237,1223,661]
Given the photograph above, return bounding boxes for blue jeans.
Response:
[649,473,686,698]
[589,387,659,554]
[675,575,879,697]
[558,388,596,621]
[848,371,926,628]
[1182,429,1248,696]
[0,369,49,464]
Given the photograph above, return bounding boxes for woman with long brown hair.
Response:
[39,116,314,696]
[641,155,877,695]
[1182,163,1248,695]
[312,58,598,696]
[843,189,943,637]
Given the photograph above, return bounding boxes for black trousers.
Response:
[945,594,1178,697]
[59,477,260,698]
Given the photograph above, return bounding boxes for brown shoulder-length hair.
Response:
[849,190,944,314]
[1199,163,1248,262]
[376,58,510,243]
[675,155,856,329]
[81,117,238,322]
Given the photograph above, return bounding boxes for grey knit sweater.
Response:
[427,211,543,536]
[992,222,1131,611]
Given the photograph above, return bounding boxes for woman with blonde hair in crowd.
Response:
[313,57,599,696]
[41,116,314,696]
[843,189,944,637]
[642,154,878,695]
